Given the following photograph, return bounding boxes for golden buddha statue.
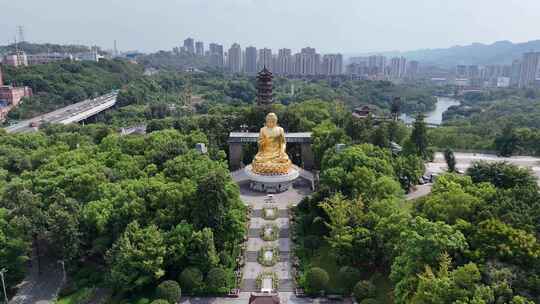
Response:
[251,113,292,175]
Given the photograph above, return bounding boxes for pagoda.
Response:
[256,67,273,106]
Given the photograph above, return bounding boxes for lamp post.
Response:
[0,268,8,304]
[58,260,66,285]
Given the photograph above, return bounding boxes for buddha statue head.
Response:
[265,112,278,128]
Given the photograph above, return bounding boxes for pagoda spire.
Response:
[256,67,273,106]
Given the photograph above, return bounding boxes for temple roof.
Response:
[257,66,273,77]
[248,293,280,304]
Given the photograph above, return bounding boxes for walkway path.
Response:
[238,183,312,302]
[9,253,64,304]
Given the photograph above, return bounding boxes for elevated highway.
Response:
[5,91,118,134]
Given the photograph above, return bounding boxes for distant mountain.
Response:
[348,40,540,67]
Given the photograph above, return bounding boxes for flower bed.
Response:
[262,207,279,220]
[257,245,280,267]
[256,271,279,291]
[260,223,279,241]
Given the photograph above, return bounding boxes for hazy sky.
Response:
[2,0,540,54]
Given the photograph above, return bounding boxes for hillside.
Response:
[350,39,540,67]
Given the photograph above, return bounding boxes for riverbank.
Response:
[401,96,460,125]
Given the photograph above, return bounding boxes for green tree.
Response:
[179,267,203,293]
[338,266,361,295]
[312,121,351,169]
[156,280,181,304]
[390,217,467,304]
[353,280,376,303]
[46,195,82,262]
[187,228,219,273]
[444,148,456,172]
[206,267,229,291]
[409,113,429,160]
[466,161,538,190]
[371,123,390,148]
[495,124,519,157]
[304,267,330,295]
[107,222,166,291]
[0,208,29,289]
[411,254,493,304]
[192,170,244,245]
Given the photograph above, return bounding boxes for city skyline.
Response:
[2,0,540,54]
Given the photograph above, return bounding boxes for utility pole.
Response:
[58,260,66,285]
[0,268,8,304]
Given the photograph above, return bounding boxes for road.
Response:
[5,91,118,134]
[406,152,540,201]
[427,152,540,185]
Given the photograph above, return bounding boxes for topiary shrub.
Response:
[354,280,376,302]
[359,299,378,304]
[150,300,170,304]
[338,266,361,294]
[206,267,228,291]
[305,267,329,295]
[179,267,203,293]
[156,280,181,303]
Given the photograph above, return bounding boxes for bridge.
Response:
[5,91,119,134]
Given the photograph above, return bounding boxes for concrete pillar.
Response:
[301,143,314,171]
[229,143,243,171]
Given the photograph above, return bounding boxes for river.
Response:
[400,96,460,125]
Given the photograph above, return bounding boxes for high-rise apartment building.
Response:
[456,65,468,78]
[321,54,343,75]
[275,48,293,75]
[209,43,224,67]
[195,41,204,56]
[510,60,521,87]
[519,52,540,88]
[228,43,242,73]
[368,55,386,76]
[294,47,320,76]
[183,38,195,54]
[257,48,273,71]
[244,46,258,75]
[390,57,407,78]
[407,61,419,78]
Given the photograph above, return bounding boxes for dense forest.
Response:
[0,124,247,301]
[294,153,540,303]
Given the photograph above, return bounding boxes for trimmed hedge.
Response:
[156,280,181,303]
[179,267,203,293]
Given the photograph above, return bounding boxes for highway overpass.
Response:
[5,91,118,134]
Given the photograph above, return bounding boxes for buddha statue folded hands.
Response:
[251,113,292,175]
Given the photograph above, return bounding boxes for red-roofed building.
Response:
[0,65,32,121]
[248,293,280,304]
